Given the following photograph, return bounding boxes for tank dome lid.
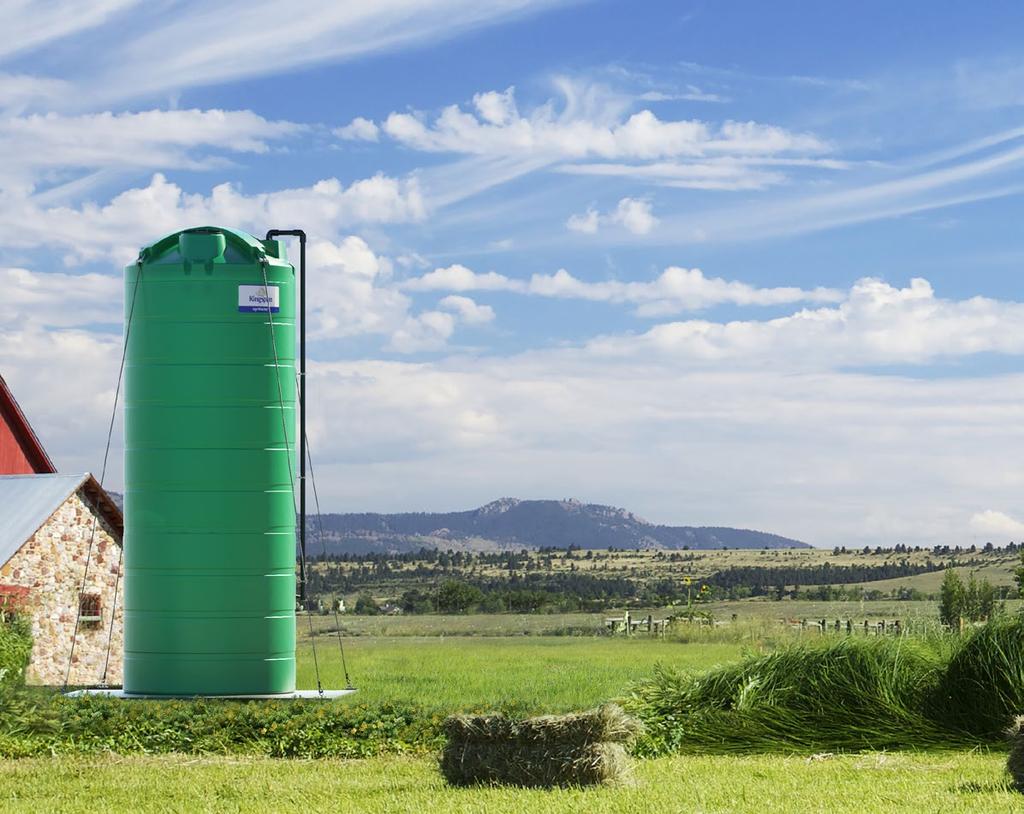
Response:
[138,226,272,264]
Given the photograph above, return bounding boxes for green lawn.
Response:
[295,636,743,714]
[0,752,1018,813]
[8,633,1021,810]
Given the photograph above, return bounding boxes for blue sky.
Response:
[6,0,1024,547]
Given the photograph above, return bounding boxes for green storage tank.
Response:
[123,226,297,696]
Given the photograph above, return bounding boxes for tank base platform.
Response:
[65,688,357,700]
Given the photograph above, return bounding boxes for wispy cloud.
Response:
[0,0,139,62]
[651,130,1024,244]
[51,0,577,106]
[0,108,304,190]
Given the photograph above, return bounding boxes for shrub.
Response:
[0,695,443,758]
[354,593,380,615]
[0,612,32,692]
[434,581,483,614]
[939,569,1001,627]
[939,569,967,627]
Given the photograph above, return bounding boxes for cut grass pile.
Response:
[440,704,640,788]
[1008,716,1024,792]
[937,615,1024,739]
[629,614,1024,755]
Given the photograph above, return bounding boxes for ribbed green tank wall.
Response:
[123,226,297,696]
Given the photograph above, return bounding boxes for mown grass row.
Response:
[627,614,1024,755]
[0,637,731,759]
[2,618,1022,759]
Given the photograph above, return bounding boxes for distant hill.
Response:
[307,498,811,554]
[108,492,808,553]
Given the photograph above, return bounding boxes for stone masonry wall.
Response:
[0,489,123,686]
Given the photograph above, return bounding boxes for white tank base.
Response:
[64,688,357,700]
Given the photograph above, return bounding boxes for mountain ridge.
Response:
[308,497,811,554]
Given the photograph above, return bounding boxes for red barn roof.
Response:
[0,375,56,475]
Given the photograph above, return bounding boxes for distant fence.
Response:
[604,612,924,638]
[787,618,907,635]
[604,612,675,637]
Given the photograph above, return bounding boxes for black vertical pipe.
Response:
[266,229,307,603]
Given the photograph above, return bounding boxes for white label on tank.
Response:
[238,285,280,313]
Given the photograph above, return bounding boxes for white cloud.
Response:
[474,87,518,126]
[70,1,572,105]
[0,74,71,114]
[0,109,303,188]
[439,294,495,324]
[586,277,1024,366]
[298,347,1024,548]
[0,0,139,62]
[0,267,120,327]
[529,267,841,314]
[387,295,496,353]
[9,268,1024,548]
[388,311,457,353]
[954,57,1024,110]
[404,264,523,292]
[567,197,657,235]
[640,85,728,103]
[612,197,657,234]
[377,84,828,161]
[659,132,1024,245]
[0,325,123,477]
[559,160,787,190]
[969,510,1024,539]
[306,237,410,340]
[404,263,840,314]
[566,207,600,234]
[336,117,380,141]
[3,172,426,264]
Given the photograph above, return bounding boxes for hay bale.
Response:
[440,704,640,788]
[1007,715,1024,791]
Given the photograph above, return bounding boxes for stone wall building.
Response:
[0,473,124,686]
[0,374,123,687]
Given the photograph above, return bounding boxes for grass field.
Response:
[295,636,744,713]
[9,609,1024,809]
[300,598,1024,640]
[0,752,1017,813]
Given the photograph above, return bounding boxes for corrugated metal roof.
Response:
[0,473,90,567]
